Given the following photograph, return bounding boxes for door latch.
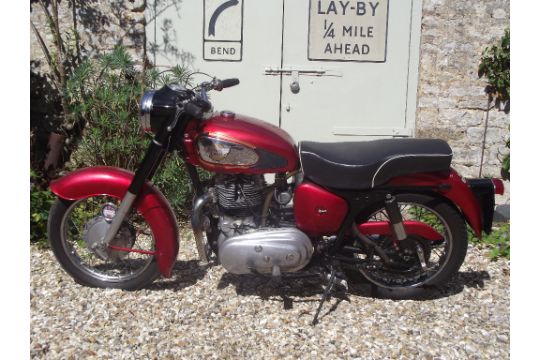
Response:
[264,67,325,75]
[264,66,342,94]
[290,71,300,94]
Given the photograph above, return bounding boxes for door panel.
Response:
[148,0,284,126]
[279,0,418,142]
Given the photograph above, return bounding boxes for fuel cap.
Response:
[221,110,235,119]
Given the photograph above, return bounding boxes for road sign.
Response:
[203,0,244,61]
[308,0,389,62]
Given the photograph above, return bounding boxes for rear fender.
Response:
[386,169,484,238]
[50,166,179,277]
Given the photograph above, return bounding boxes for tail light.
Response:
[492,179,505,195]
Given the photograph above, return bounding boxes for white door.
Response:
[277,0,422,142]
[148,0,422,141]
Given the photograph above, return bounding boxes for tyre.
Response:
[344,193,468,299]
[47,196,160,290]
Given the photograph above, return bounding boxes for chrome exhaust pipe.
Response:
[191,193,212,264]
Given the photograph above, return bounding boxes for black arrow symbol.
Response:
[208,0,239,37]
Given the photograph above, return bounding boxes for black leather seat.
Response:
[299,139,452,190]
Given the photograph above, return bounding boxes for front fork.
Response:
[99,139,167,250]
[191,192,212,264]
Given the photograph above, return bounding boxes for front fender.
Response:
[387,169,484,238]
[50,166,179,277]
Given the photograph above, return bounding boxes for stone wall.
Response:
[416,0,510,204]
[30,0,146,72]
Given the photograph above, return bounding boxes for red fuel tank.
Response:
[184,112,299,173]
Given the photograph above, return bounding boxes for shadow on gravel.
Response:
[426,270,492,299]
[146,263,490,320]
[217,272,354,322]
[215,269,491,303]
[346,270,492,301]
[146,260,217,291]
[217,272,351,311]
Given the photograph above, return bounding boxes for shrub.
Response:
[29,47,194,247]
[66,46,147,170]
[478,28,510,111]
[479,28,510,179]
[468,223,510,260]
[65,46,194,217]
[154,157,191,216]
[30,171,55,245]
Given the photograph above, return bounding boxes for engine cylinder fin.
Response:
[215,174,265,216]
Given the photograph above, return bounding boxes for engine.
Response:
[200,174,313,276]
[213,174,265,241]
[215,174,265,217]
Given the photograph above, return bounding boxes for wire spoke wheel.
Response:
[48,196,160,289]
[347,193,468,296]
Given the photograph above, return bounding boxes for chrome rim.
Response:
[60,196,155,283]
[356,201,453,289]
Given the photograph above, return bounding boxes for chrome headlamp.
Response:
[139,90,156,132]
[139,84,192,133]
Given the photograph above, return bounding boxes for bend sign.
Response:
[203,0,244,61]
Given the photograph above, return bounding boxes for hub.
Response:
[82,216,135,262]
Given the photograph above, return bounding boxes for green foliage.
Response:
[146,65,193,89]
[478,28,510,111]
[66,46,194,217]
[30,171,55,246]
[415,207,510,261]
[66,46,147,170]
[152,154,193,218]
[468,223,510,260]
[478,28,510,180]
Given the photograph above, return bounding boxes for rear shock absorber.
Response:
[385,194,407,241]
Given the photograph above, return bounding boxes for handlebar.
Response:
[220,78,240,90]
[200,78,240,92]
[182,77,240,119]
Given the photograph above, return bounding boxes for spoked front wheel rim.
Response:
[60,196,156,283]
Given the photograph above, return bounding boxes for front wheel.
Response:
[344,193,468,298]
[47,196,160,290]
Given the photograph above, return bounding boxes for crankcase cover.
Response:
[218,228,313,275]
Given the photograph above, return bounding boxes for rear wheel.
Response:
[47,196,160,290]
[344,193,468,298]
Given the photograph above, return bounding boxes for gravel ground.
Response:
[31,231,509,359]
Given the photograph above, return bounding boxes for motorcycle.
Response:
[47,76,504,324]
